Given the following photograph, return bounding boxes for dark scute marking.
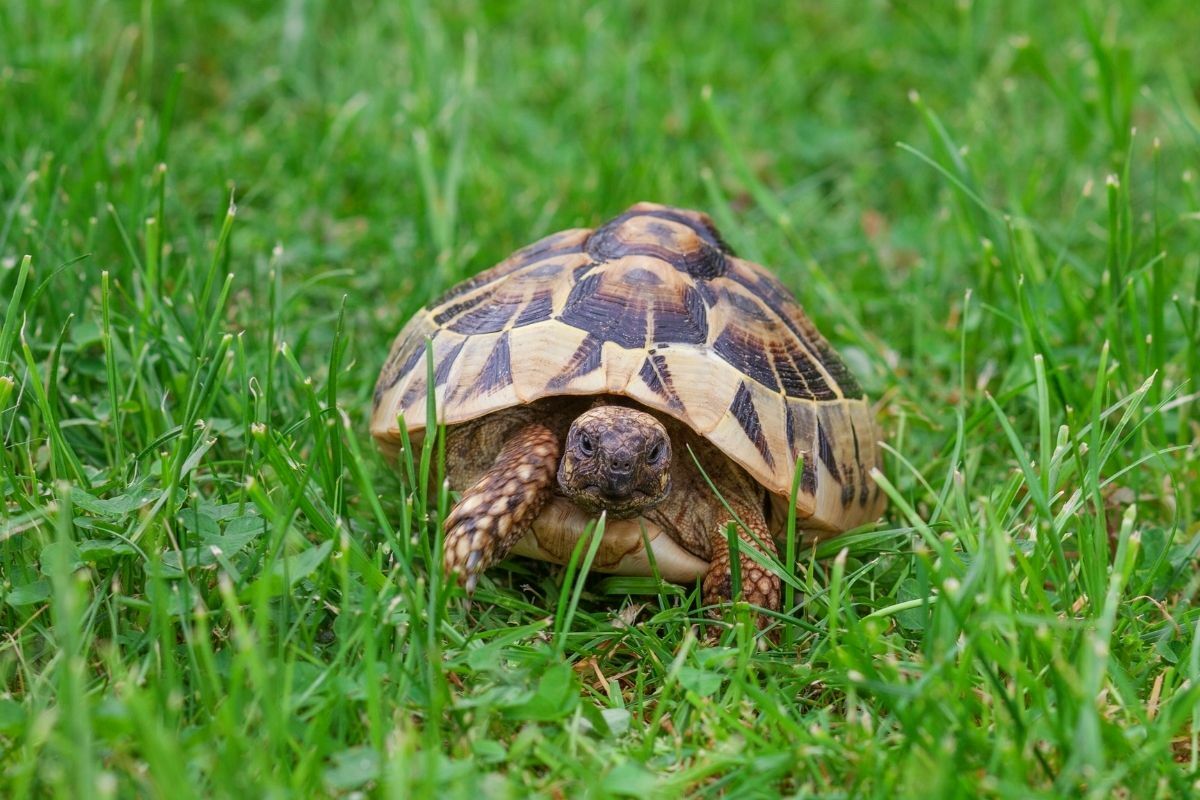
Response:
[645,220,679,243]
[728,267,801,331]
[447,297,522,334]
[798,358,837,400]
[547,334,604,389]
[840,462,855,486]
[559,272,647,349]
[817,422,839,477]
[638,353,683,410]
[693,279,719,307]
[728,266,863,399]
[585,215,727,281]
[385,340,426,387]
[572,262,597,281]
[509,230,586,266]
[398,374,427,412]
[850,420,871,506]
[653,285,708,345]
[582,210,641,258]
[723,288,773,323]
[785,404,800,463]
[430,272,499,308]
[713,326,779,392]
[427,230,579,308]
[801,458,817,494]
[526,262,564,279]
[687,285,711,321]
[434,339,465,387]
[841,482,856,507]
[774,348,814,399]
[624,266,664,287]
[376,331,431,398]
[729,382,775,468]
[478,332,513,395]
[514,289,554,327]
[780,345,836,401]
[634,207,735,256]
[819,342,864,399]
[432,291,489,326]
[676,245,726,280]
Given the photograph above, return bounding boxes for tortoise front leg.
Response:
[443,424,559,592]
[702,495,782,620]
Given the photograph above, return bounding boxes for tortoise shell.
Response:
[371,202,884,534]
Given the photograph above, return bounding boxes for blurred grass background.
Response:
[2,0,1200,797]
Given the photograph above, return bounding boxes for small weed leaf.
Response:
[258,539,334,595]
[0,700,26,736]
[4,580,50,608]
[322,746,380,792]
[69,484,163,518]
[500,661,579,722]
[677,666,724,698]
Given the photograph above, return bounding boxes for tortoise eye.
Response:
[579,433,594,455]
[647,442,663,462]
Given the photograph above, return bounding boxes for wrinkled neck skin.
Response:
[556,404,672,519]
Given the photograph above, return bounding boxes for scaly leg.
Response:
[443,424,559,592]
[702,494,782,620]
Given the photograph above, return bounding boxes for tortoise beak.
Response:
[601,469,636,500]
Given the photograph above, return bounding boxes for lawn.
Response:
[2,1,1199,797]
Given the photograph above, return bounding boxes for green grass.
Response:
[2,0,1200,796]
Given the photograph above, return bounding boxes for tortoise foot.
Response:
[442,424,559,592]
[701,495,781,637]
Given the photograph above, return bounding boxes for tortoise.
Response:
[370,202,884,616]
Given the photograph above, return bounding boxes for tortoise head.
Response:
[557,405,671,519]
